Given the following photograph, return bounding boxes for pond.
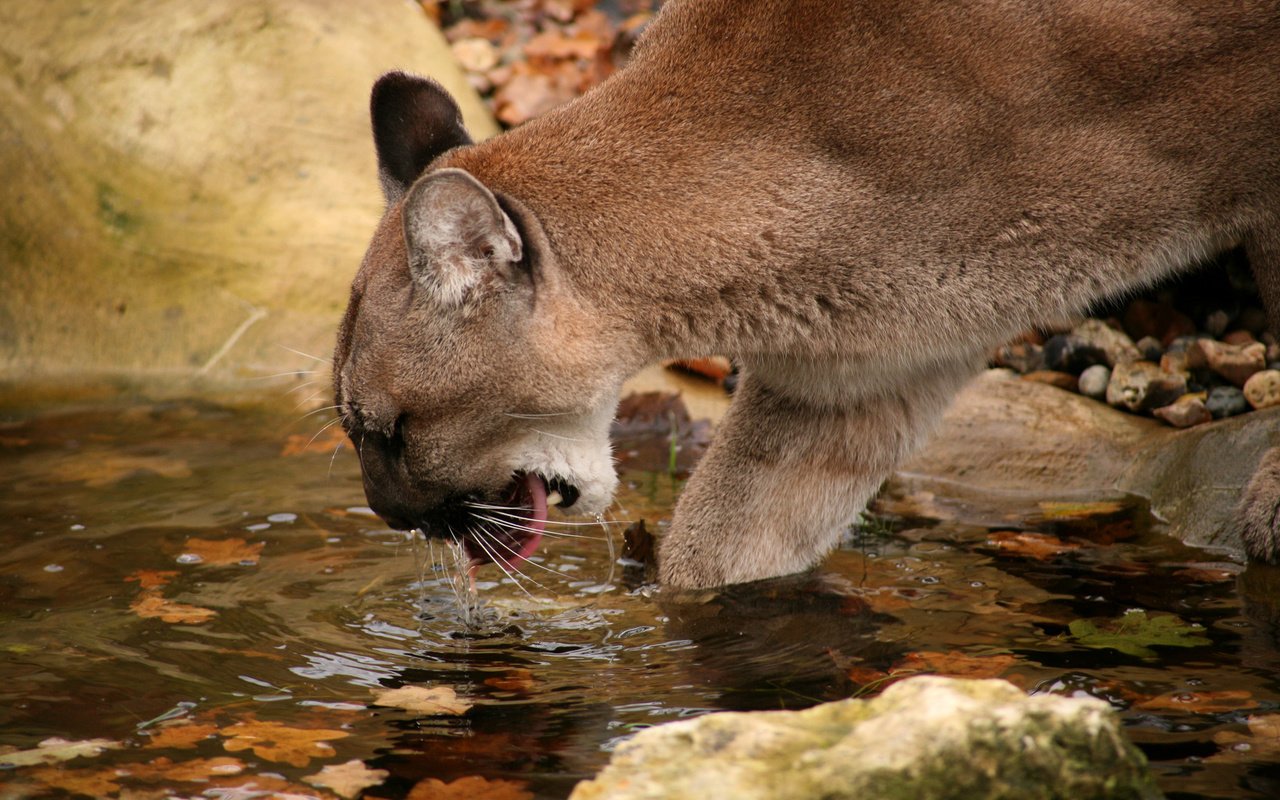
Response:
[2,391,1280,799]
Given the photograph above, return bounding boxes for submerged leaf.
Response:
[372,685,473,716]
[0,737,123,767]
[130,590,217,624]
[406,775,533,800]
[220,720,348,767]
[304,758,389,799]
[180,537,265,567]
[1068,610,1211,659]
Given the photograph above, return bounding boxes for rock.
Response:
[1203,309,1232,337]
[892,371,1280,556]
[1122,298,1196,345]
[1244,370,1280,410]
[1077,365,1111,400]
[569,677,1161,800]
[1152,395,1212,428]
[0,1,500,382]
[1072,319,1142,367]
[1206,386,1249,419]
[991,341,1044,374]
[1106,361,1187,413]
[1022,370,1077,390]
[1223,330,1258,346]
[1190,340,1267,387]
[1135,336,1164,362]
[1042,334,1108,374]
[1268,341,1280,364]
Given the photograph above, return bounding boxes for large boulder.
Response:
[889,370,1280,553]
[570,676,1162,800]
[0,0,497,384]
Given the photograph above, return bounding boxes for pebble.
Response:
[1135,336,1163,361]
[991,341,1044,374]
[1189,339,1267,387]
[1243,369,1280,410]
[1205,385,1249,419]
[1203,309,1232,338]
[1105,361,1187,413]
[1077,365,1111,399]
[1152,395,1213,428]
[1021,370,1078,390]
[1222,330,1257,346]
[1072,319,1141,366]
[1042,334,1107,374]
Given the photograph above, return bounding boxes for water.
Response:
[2,396,1279,798]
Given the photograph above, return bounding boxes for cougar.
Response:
[333,0,1280,588]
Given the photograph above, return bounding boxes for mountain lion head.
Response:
[333,72,624,569]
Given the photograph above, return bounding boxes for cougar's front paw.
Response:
[1242,447,1280,563]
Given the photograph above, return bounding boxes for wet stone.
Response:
[1072,319,1141,367]
[1135,336,1164,362]
[1190,339,1267,387]
[1243,369,1280,410]
[991,341,1044,374]
[1077,365,1111,400]
[1223,330,1258,346]
[1043,334,1108,374]
[1105,361,1187,413]
[1122,298,1196,344]
[1203,309,1232,338]
[1153,395,1212,428]
[1022,370,1078,391]
[1206,385,1249,419]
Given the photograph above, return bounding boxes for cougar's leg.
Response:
[657,362,970,588]
[1241,223,1280,563]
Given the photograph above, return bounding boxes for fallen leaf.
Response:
[1172,565,1239,583]
[125,569,179,589]
[1208,714,1280,763]
[220,720,348,768]
[304,759,390,799]
[664,356,733,384]
[483,669,536,693]
[372,685,473,716]
[131,589,217,624]
[23,764,122,796]
[1135,690,1259,714]
[986,530,1082,560]
[524,28,602,61]
[406,775,533,800]
[0,737,123,767]
[181,537,265,567]
[281,424,348,456]
[846,665,893,686]
[891,651,1019,680]
[118,756,246,782]
[53,454,192,487]
[1068,610,1211,659]
[145,722,220,749]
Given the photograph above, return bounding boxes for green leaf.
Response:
[1067,609,1210,659]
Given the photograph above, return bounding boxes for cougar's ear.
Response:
[371,71,473,204]
[402,168,524,306]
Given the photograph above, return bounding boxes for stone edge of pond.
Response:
[568,675,1164,800]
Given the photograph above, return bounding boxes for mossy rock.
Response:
[0,0,497,387]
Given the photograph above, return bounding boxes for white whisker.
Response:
[527,428,587,442]
[250,369,318,380]
[472,514,603,541]
[468,527,541,598]
[296,404,340,422]
[503,411,575,419]
[278,345,329,363]
[475,524,578,580]
[304,415,343,450]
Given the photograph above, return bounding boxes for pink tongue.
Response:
[510,472,547,563]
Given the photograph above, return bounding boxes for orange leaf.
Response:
[985,531,1081,560]
[281,424,349,456]
[130,590,217,625]
[145,722,220,750]
[483,669,536,693]
[304,758,390,799]
[180,537,264,567]
[892,651,1018,680]
[373,685,473,716]
[125,569,178,589]
[220,720,348,768]
[406,775,533,800]
[117,755,245,782]
[24,765,121,797]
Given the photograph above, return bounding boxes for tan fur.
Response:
[335,0,1280,588]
